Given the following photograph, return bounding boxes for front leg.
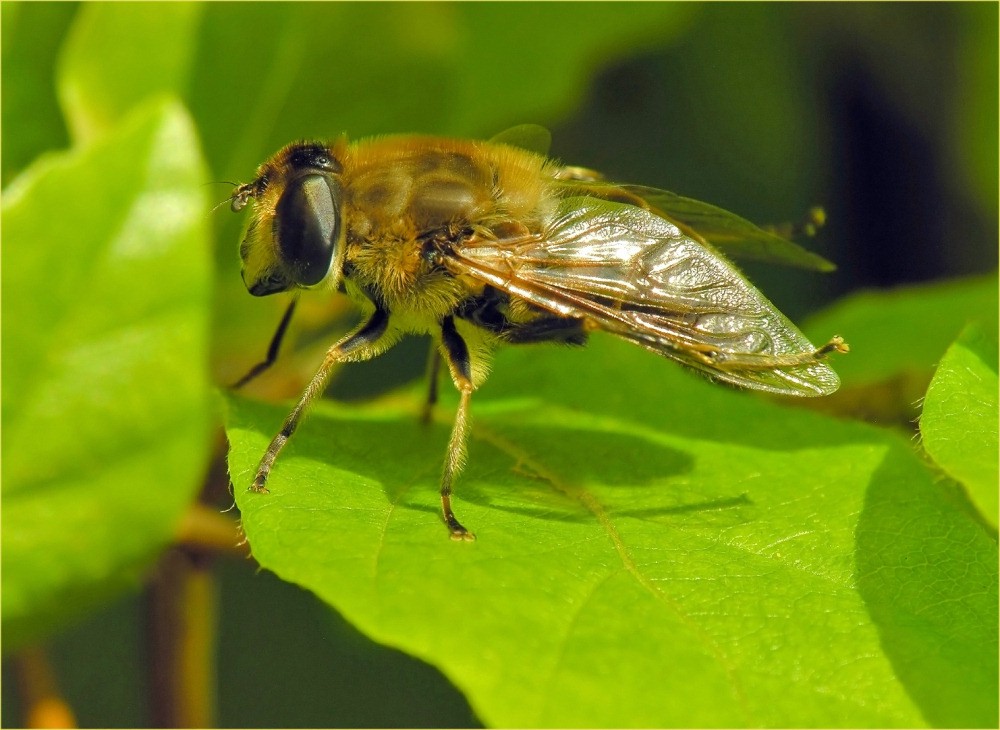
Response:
[251,307,391,493]
[231,297,299,389]
[438,316,476,541]
[420,344,442,425]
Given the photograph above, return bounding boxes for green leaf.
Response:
[56,3,203,145]
[856,441,998,728]
[920,323,999,528]
[1,98,213,649]
[227,336,996,727]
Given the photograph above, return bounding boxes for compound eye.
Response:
[275,174,341,286]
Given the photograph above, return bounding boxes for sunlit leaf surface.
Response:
[920,323,999,528]
[228,336,997,727]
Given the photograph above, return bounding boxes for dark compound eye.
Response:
[275,173,342,286]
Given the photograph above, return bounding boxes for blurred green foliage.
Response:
[2,2,996,728]
[2,99,213,649]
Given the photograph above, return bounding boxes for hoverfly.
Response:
[231,125,847,540]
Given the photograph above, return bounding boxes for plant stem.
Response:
[145,548,218,728]
[13,646,77,728]
[174,502,251,559]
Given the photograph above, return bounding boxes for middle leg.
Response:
[438,316,476,541]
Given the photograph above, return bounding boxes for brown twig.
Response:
[13,646,77,728]
[145,548,218,728]
[174,502,251,559]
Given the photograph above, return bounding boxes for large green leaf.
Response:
[1,99,213,649]
[920,323,999,529]
[227,336,997,727]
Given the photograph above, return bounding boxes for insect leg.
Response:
[421,344,442,425]
[438,316,475,541]
[231,297,299,389]
[250,307,390,493]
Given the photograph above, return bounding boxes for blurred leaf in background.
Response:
[1,97,213,647]
[2,2,996,728]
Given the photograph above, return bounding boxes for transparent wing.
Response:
[450,197,841,396]
[489,124,552,156]
[553,179,836,272]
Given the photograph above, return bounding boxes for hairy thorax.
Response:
[338,136,559,317]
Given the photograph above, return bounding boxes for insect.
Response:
[230,125,848,540]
